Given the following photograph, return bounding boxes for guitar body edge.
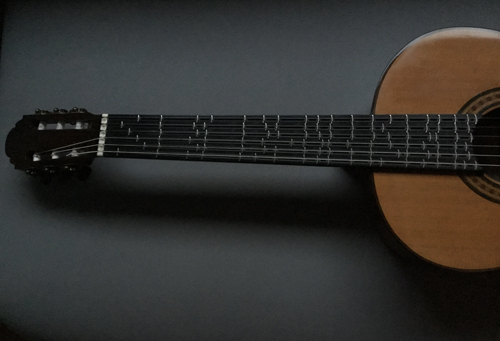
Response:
[371,27,500,271]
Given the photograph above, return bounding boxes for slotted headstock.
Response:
[5,108,102,183]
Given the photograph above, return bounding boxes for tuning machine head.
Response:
[69,107,88,113]
[6,108,100,183]
[24,165,92,184]
[25,168,54,184]
[52,108,69,114]
[34,109,51,115]
[35,108,86,115]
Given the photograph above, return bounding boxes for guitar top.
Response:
[5,28,500,271]
[372,28,500,271]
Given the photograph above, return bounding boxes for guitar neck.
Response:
[100,113,480,171]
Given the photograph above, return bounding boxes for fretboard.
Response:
[100,113,481,171]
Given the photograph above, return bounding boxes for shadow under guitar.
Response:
[25,165,376,231]
[23,165,500,338]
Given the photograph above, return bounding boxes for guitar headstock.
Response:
[5,108,102,183]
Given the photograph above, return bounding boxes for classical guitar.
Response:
[5,28,500,271]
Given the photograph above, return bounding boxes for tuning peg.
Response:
[70,107,79,113]
[26,168,52,184]
[25,169,38,176]
[53,108,60,113]
[59,109,68,113]
[63,165,76,172]
[44,167,57,174]
[35,109,42,115]
[79,108,87,113]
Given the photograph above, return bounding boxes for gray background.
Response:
[1,0,499,340]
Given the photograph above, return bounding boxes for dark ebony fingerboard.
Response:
[102,113,481,171]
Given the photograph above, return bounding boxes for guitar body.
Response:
[372,28,500,270]
[4,27,500,271]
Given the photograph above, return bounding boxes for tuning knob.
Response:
[25,169,38,176]
[53,108,60,113]
[59,108,68,113]
[26,168,52,184]
[35,109,42,115]
[70,107,79,113]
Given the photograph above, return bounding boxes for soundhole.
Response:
[474,109,500,183]
[459,88,500,203]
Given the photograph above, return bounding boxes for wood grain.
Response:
[372,28,500,270]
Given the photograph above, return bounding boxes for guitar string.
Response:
[105,113,500,123]
[104,121,498,132]
[35,136,500,158]
[41,136,496,150]
[100,142,500,160]
[33,131,498,154]
[104,121,499,139]
[105,115,500,129]
[32,113,500,157]
[105,116,499,127]
[68,148,500,169]
[102,123,500,131]
[34,113,499,154]
[107,115,497,124]
[103,129,500,140]
[37,141,500,168]
[107,114,500,122]
[80,135,500,149]
[103,116,500,138]
[35,125,500,154]
[105,117,486,123]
